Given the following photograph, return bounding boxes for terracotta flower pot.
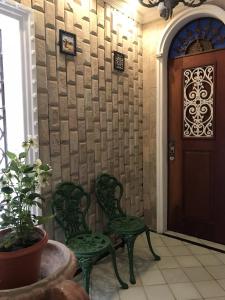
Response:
[0,227,48,290]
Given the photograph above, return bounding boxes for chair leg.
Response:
[125,237,136,284]
[145,229,160,261]
[109,245,128,289]
[79,258,93,294]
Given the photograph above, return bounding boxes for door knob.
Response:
[169,141,175,161]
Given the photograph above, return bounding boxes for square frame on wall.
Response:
[59,29,76,56]
[113,51,125,72]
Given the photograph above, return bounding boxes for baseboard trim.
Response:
[163,232,225,254]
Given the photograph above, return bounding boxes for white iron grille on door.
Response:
[183,65,214,138]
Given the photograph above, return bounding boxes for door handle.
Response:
[169,141,175,161]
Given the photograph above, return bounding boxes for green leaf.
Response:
[39,164,50,171]
[19,194,25,200]
[21,177,32,184]
[21,188,31,194]
[19,152,27,159]
[28,193,42,200]
[22,166,34,173]
[6,151,17,160]
[10,160,19,172]
[1,186,13,194]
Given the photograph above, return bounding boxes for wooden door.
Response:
[168,49,225,244]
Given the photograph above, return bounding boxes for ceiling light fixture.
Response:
[139,0,207,20]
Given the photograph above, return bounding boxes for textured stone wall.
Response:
[12,0,143,237]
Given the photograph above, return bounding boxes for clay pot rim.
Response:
[0,227,48,259]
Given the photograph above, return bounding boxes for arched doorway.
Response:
[168,17,225,244]
[155,5,225,236]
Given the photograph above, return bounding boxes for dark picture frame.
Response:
[113,51,125,72]
[59,30,76,56]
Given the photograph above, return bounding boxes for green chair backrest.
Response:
[52,182,91,241]
[95,173,126,221]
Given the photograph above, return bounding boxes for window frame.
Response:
[0,1,38,162]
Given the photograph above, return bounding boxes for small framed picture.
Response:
[114,51,125,72]
[59,30,76,56]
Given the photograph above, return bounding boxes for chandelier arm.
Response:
[138,0,164,8]
[181,0,207,7]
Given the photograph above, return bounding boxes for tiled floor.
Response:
[75,232,225,300]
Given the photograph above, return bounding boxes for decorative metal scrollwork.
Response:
[139,0,206,8]
[183,65,214,138]
[139,0,207,20]
[169,18,225,59]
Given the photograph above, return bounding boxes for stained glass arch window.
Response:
[169,18,225,59]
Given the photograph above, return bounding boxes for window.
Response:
[0,1,38,167]
[0,14,24,169]
[0,29,6,170]
[0,2,38,217]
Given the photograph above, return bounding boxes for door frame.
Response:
[156,4,225,233]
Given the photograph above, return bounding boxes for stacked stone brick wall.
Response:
[13,0,143,238]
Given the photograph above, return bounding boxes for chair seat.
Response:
[109,216,146,235]
[67,233,111,257]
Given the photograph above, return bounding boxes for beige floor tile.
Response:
[116,257,143,286]
[162,268,190,284]
[144,284,175,299]
[169,245,192,256]
[217,278,225,289]
[135,259,159,273]
[134,249,159,273]
[206,266,225,280]
[176,255,202,268]
[162,236,184,246]
[151,237,165,247]
[194,280,225,298]
[215,253,225,264]
[169,282,202,299]
[140,269,166,285]
[91,289,120,300]
[134,246,153,257]
[119,286,147,300]
[183,267,213,282]
[134,247,154,262]
[151,232,163,239]
[195,254,222,266]
[187,245,210,255]
[87,233,225,299]
[91,264,118,289]
[157,256,180,269]
[155,246,173,256]
[135,235,148,248]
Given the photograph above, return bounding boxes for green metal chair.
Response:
[95,173,160,284]
[52,182,128,294]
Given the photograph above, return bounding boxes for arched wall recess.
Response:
[155,4,225,233]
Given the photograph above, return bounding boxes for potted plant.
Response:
[0,138,52,289]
